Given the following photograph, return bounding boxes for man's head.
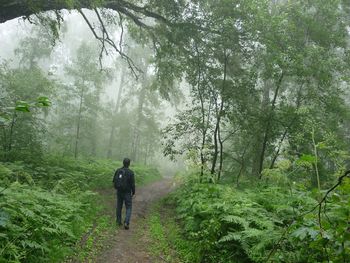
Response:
[123,158,131,168]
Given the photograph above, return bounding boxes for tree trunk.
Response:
[131,83,146,162]
[269,127,289,169]
[251,79,271,177]
[236,146,249,187]
[74,86,84,159]
[211,51,228,180]
[144,142,151,165]
[217,53,228,181]
[269,83,303,169]
[194,43,209,182]
[258,72,284,178]
[1,127,7,156]
[311,126,321,192]
[218,111,224,181]
[236,161,244,187]
[211,97,219,176]
[107,67,125,158]
[5,111,17,161]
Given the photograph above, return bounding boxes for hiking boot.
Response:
[124,223,129,230]
[117,221,122,227]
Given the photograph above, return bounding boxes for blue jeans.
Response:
[116,191,132,225]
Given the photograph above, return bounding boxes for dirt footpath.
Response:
[96,179,175,263]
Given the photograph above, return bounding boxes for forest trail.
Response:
[96,178,175,263]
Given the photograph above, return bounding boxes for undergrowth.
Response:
[147,202,199,263]
[0,156,162,262]
[165,173,350,263]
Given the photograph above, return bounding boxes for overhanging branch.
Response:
[78,8,141,78]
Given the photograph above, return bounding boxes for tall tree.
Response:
[61,42,107,158]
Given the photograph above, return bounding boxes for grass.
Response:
[72,215,114,262]
[133,164,163,186]
[146,200,200,263]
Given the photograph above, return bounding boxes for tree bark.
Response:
[0,0,168,25]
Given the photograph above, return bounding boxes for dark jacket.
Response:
[113,167,135,195]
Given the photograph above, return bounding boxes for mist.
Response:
[0,10,186,174]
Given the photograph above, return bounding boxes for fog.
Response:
[0,10,186,174]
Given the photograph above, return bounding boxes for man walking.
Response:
[113,158,135,229]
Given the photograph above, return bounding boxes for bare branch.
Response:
[117,11,124,54]
[316,170,350,231]
[94,8,142,78]
[78,8,141,78]
[77,9,106,69]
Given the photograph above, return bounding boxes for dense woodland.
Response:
[0,0,350,262]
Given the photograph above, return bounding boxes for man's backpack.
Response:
[114,168,128,191]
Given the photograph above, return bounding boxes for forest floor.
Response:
[95,178,176,263]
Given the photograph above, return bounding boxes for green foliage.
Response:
[0,156,162,262]
[148,203,200,263]
[1,1,349,263]
[0,183,96,262]
[169,175,350,262]
[133,164,162,186]
[0,64,55,163]
[283,178,350,263]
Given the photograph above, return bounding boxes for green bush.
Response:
[0,183,97,262]
[169,177,350,262]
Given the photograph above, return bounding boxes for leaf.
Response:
[292,227,319,240]
[0,115,10,124]
[36,96,51,107]
[219,232,242,243]
[20,240,47,251]
[296,154,316,168]
[292,227,308,240]
[299,154,316,163]
[15,101,31,112]
[317,142,327,149]
[221,215,249,229]
[0,210,9,227]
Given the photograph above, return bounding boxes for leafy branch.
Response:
[265,169,350,262]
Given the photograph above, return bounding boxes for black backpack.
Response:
[113,168,128,191]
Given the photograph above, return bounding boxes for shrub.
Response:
[0,183,97,262]
[169,177,350,262]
